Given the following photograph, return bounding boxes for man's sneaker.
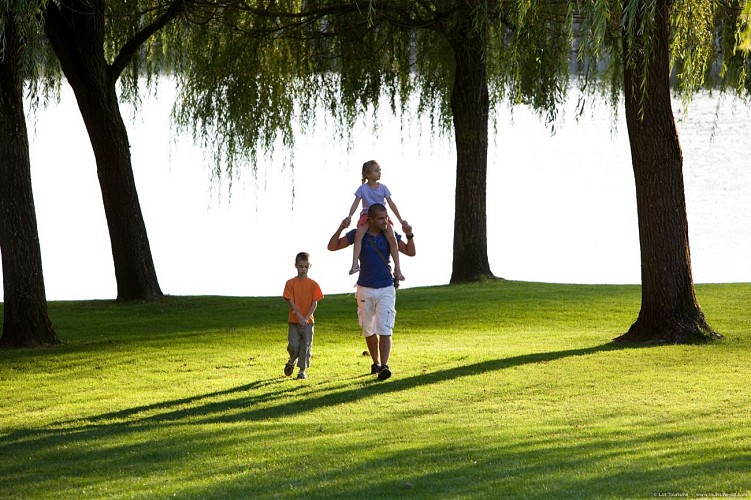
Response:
[297,371,308,380]
[371,363,381,375]
[378,365,391,380]
[284,362,294,377]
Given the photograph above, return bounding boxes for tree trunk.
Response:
[0,17,60,348]
[615,0,719,343]
[448,20,494,283]
[43,0,163,301]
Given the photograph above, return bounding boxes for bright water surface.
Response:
[12,84,751,300]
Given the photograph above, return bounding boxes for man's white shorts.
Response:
[356,285,396,337]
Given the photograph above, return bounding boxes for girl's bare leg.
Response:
[386,226,404,280]
[350,223,367,274]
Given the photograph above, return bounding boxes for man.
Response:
[327,203,415,380]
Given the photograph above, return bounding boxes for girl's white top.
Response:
[355,183,392,215]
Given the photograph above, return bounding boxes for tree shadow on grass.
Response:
[213,342,642,423]
[23,341,643,435]
[186,428,751,499]
[0,341,678,497]
[64,377,290,426]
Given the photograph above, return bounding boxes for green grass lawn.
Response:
[1,280,750,499]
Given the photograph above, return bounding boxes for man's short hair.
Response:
[368,203,387,218]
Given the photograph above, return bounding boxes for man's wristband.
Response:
[406,233,414,240]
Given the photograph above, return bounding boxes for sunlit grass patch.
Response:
[1,281,750,498]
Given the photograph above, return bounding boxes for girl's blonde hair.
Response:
[361,160,379,183]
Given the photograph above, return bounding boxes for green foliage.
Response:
[501,0,574,127]
[169,0,578,181]
[572,0,751,118]
[103,1,200,106]
[1,0,60,105]
[10,0,750,179]
[671,0,714,93]
[571,0,624,117]
[1,1,43,70]
[1,282,751,497]
[719,0,751,93]
[671,0,751,98]
[170,9,303,181]
[7,1,209,112]
[741,0,751,51]
[7,1,211,116]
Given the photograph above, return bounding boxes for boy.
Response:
[282,252,324,379]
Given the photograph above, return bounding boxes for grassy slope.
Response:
[1,281,750,499]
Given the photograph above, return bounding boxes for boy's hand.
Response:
[342,216,351,229]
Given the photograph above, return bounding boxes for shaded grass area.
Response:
[1,281,751,498]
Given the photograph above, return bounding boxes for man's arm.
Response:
[327,218,352,251]
[397,221,416,257]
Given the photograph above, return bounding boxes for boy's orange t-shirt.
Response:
[283,277,324,324]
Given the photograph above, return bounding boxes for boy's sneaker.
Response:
[378,365,391,381]
[284,362,294,376]
[370,363,381,375]
[297,371,308,380]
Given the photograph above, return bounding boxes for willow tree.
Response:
[575,0,749,343]
[39,0,198,301]
[171,0,574,283]
[0,4,60,347]
[618,0,717,342]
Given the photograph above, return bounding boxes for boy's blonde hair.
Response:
[295,252,310,264]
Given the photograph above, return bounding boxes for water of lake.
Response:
[11,84,751,300]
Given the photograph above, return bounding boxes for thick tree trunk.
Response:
[448,22,494,283]
[0,18,60,348]
[43,0,162,301]
[615,0,719,343]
